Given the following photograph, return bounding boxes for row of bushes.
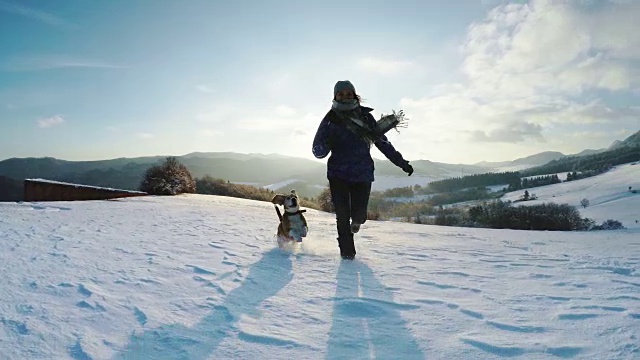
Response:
[139,157,319,209]
[139,157,625,232]
[409,200,624,231]
[196,176,274,202]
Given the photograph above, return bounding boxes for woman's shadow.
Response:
[326,260,425,360]
[113,248,293,360]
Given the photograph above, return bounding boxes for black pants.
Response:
[329,178,372,257]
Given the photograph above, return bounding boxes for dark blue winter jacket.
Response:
[312,106,410,183]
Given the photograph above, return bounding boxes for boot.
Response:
[337,235,356,259]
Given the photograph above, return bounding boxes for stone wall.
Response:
[24,179,147,202]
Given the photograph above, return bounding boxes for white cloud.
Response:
[358,57,416,75]
[194,102,312,134]
[137,133,154,139]
[469,121,545,143]
[274,105,296,117]
[196,85,214,93]
[38,115,64,128]
[398,0,640,156]
[197,129,222,137]
[236,116,299,131]
[462,0,640,97]
[2,55,126,72]
[0,1,73,28]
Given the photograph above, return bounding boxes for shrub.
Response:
[367,210,381,220]
[196,176,268,201]
[139,157,196,195]
[591,219,625,230]
[467,200,589,231]
[195,176,319,210]
[317,186,334,213]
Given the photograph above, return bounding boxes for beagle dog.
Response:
[271,189,308,243]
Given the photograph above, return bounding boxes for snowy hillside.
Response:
[1,194,639,359]
[503,162,640,229]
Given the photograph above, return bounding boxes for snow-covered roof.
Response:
[25,178,146,194]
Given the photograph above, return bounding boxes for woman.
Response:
[312,80,413,259]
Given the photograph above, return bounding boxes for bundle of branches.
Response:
[377,109,409,135]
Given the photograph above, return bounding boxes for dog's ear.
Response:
[271,194,285,205]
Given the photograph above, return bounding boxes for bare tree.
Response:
[580,198,590,209]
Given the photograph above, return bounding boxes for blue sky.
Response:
[0,0,638,164]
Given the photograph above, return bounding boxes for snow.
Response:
[1,178,639,359]
[502,163,640,229]
[522,172,570,182]
[263,179,302,191]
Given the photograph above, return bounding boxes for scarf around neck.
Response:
[329,102,410,145]
[332,99,359,111]
[330,100,379,145]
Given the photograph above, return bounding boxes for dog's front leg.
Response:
[287,229,301,242]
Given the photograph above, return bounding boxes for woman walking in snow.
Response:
[312,80,413,260]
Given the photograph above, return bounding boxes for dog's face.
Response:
[271,189,300,213]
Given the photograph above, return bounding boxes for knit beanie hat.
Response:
[334,80,356,97]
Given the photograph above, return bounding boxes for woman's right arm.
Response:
[312,115,332,159]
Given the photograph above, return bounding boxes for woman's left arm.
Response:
[368,114,413,175]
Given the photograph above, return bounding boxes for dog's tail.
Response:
[274,205,283,222]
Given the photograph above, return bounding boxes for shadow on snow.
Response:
[113,248,293,360]
[326,260,425,360]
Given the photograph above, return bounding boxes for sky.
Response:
[0,0,639,165]
[1,163,638,358]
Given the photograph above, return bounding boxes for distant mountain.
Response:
[609,129,640,150]
[2,129,637,200]
[573,149,603,157]
[180,152,297,161]
[474,151,566,171]
[472,129,640,171]
[0,152,497,199]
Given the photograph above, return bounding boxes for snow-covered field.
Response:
[1,190,639,359]
[503,162,640,229]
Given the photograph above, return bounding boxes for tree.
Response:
[139,157,196,195]
[317,186,334,212]
[580,198,590,208]
[523,190,530,201]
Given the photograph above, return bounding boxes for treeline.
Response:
[418,172,521,194]
[409,200,625,231]
[522,145,639,177]
[196,176,319,209]
[196,176,274,202]
[565,169,608,182]
[371,186,499,209]
[507,174,561,191]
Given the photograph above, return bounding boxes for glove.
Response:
[402,163,414,176]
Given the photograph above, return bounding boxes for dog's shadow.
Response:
[113,248,293,360]
[325,260,425,360]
